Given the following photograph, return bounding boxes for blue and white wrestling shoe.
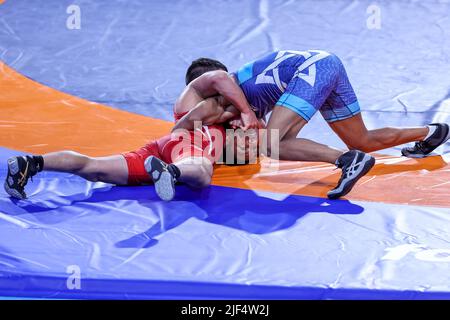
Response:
[144,156,178,201]
[401,123,450,158]
[327,150,375,200]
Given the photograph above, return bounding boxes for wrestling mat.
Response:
[0,0,449,299]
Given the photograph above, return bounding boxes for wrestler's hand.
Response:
[229,118,243,129]
[240,110,260,130]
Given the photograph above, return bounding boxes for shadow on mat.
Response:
[114,185,364,249]
[3,184,363,249]
[4,155,448,249]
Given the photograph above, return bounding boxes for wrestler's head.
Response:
[185,58,228,85]
[223,124,261,165]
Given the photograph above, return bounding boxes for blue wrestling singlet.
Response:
[233,50,361,122]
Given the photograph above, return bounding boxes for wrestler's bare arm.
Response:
[172,97,239,132]
[174,70,259,130]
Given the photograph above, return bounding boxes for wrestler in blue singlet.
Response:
[232,50,361,122]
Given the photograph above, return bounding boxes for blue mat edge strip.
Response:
[1,273,450,300]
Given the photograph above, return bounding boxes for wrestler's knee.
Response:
[264,135,283,159]
[196,160,213,188]
[346,139,370,153]
[345,135,374,153]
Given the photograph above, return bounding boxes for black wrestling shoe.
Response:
[4,156,39,199]
[327,150,375,200]
[401,123,450,158]
[144,156,177,201]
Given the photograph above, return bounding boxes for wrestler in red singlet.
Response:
[122,119,225,185]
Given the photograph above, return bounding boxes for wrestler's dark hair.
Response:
[185,57,228,85]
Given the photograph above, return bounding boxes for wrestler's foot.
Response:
[4,156,40,199]
[144,156,178,201]
[401,123,450,158]
[327,150,375,200]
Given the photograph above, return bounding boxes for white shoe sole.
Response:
[144,156,175,201]
[154,171,175,201]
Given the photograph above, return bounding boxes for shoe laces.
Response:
[18,175,30,189]
[414,141,428,153]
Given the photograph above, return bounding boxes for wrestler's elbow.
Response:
[210,70,229,83]
[209,70,231,92]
